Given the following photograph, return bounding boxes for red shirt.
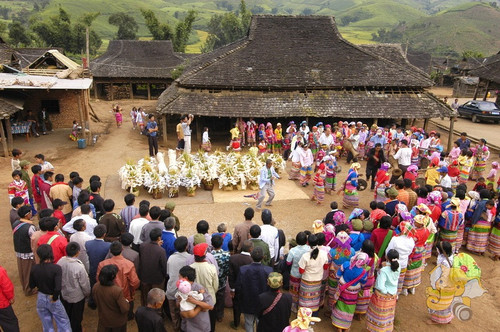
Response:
[53,210,66,226]
[371,228,393,255]
[37,231,68,263]
[0,266,14,309]
[31,175,44,204]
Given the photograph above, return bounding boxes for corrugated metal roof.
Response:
[0,73,92,90]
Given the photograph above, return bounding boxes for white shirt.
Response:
[319,133,334,146]
[440,174,452,188]
[349,134,360,150]
[69,231,93,272]
[290,148,301,163]
[260,224,280,260]
[129,217,150,245]
[393,147,412,166]
[386,235,415,269]
[299,149,314,167]
[202,131,210,144]
[63,214,97,239]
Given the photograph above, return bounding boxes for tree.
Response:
[108,13,138,40]
[172,10,196,52]
[8,21,31,47]
[141,8,172,40]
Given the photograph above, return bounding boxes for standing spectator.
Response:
[112,233,140,273]
[135,288,166,332]
[34,154,54,174]
[90,181,105,221]
[97,241,140,320]
[12,205,36,296]
[178,266,214,332]
[85,225,111,309]
[37,217,68,264]
[259,209,280,264]
[11,148,22,171]
[99,199,125,242]
[38,108,52,134]
[31,216,49,264]
[49,174,73,221]
[57,242,91,332]
[455,132,471,151]
[29,245,71,332]
[256,159,280,210]
[190,243,219,331]
[161,217,177,260]
[393,139,412,176]
[120,194,139,231]
[129,204,150,250]
[139,228,168,306]
[286,232,310,312]
[212,223,232,251]
[140,206,165,244]
[211,235,230,323]
[71,177,83,205]
[0,265,20,332]
[166,237,192,332]
[39,172,54,210]
[229,240,254,330]
[187,220,212,253]
[181,114,194,154]
[92,264,129,332]
[256,272,292,332]
[164,201,180,236]
[176,116,185,156]
[232,208,256,253]
[19,160,35,215]
[366,143,386,190]
[249,225,271,266]
[31,164,44,212]
[146,114,159,157]
[236,247,273,332]
[63,204,97,238]
[69,219,93,272]
[52,199,67,228]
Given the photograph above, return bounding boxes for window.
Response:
[41,100,60,114]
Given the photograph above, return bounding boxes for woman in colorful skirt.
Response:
[324,155,337,194]
[385,221,416,295]
[328,232,355,311]
[265,122,275,153]
[366,249,400,332]
[246,120,256,147]
[286,232,311,312]
[288,142,303,180]
[402,215,429,296]
[470,139,490,181]
[311,163,326,205]
[357,126,368,160]
[486,161,498,188]
[488,201,500,260]
[355,240,378,319]
[331,252,369,331]
[438,197,464,253]
[299,144,314,187]
[423,192,442,261]
[457,149,474,185]
[8,170,29,205]
[298,234,329,314]
[309,126,319,155]
[466,193,495,255]
[374,162,391,202]
[342,162,361,209]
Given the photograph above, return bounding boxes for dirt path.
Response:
[0,99,499,331]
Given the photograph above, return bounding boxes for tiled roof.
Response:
[469,53,500,84]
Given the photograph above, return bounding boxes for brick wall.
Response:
[23,90,83,128]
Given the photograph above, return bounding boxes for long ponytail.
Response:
[308,234,319,260]
[386,249,399,272]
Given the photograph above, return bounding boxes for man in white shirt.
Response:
[128,204,150,250]
[63,204,97,238]
[69,219,93,272]
[318,127,334,149]
[299,121,309,136]
[259,209,280,265]
[437,166,452,189]
[347,128,360,163]
[393,139,412,176]
[256,159,280,210]
[181,114,194,154]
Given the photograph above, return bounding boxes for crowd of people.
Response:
[2,114,500,332]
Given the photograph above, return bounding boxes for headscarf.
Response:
[407,165,418,175]
[416,203,431,215]
[334,231,351,250]
[492,161,499,169]
[386,186,399,198]
[332,210,347,225]
[468,191,480,201]
[351,219,363,231]
[349,252,369,269]
[430,157,440,167]
[312,220,324,234]
[323,224,335,246]
[399,221,415,237]
[428,191,442,205]
[450,197,460,207]
[348,208,364,221]
[380,162,391,171]
[350,162,361,170]
[413,214,427,226]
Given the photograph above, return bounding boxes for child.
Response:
[448,160,460,191]
[35,154,54,174]
[473,177,487,192]
[324,154,337,194]
[130,107,138,130]
[230,137,241,152]
[11,148,22,171]
[115,107,123,127]
[369,201,387,229]
[374,162,391,202]
[246,120,256,147]
[52,199,67,229]
[201,127,211,152]
[70,120,80,141]
[258,139,267,154]
[311,164,326,205]
[175,279,204,312]
[212,223,232,251]
[315,144,327,171]
[8,170,29,205]
[448,142,461,162]
[274,123,283,154]
[486,162,498,188]
[265,122,275,153]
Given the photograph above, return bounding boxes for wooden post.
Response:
[94,83,98,99]
[472,84,479,100]
[77,92,85,142]
[423,118,429,132]
[0,119,9,157]
[373,118,378,126]
[161,115,168,145]
[147,83,151,100]
[482,80,490,101]
[447,117,455,152]
[110,84,114,101]
[195,117,201,145]
[5,118,13,152]
[129,83,134,100]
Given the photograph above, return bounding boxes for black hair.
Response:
[39,208,53,219]
[400,139,408,146]
[66,242,80,257]
[45,217,59,231]
[424,184,433,194]
[90,181,101,192]
[69,171,79,179]
[403,178,412,189]
[303,230,312,237]
[335,224,349,234]
[251,246,264,262]
[37,244,54,263]
[241,240,253,253]
[120,233,134,246]
[379,215,392,229]
[456,184,467,192]
[43,171,54,181]
[479,189,491,200]
[376,201,385,210]
[179,266,196,282]
[89,175,100,183]
[211,234,223,249]
[244,207,255,220]
[139,200,150,208]
[149,228,162,242]
[103,199,115,212]
[386,249,399,272]
[35,154,45,160]
[149,206,161,220]
[12,170,22,178]
[12,148,22,157]
[174,236,188,253]
[11,196,25,208]
[55,174,64,182]
[110,241,123,256]
[361,239,375,258]
[80,204,91,214]
[308,234,319,260]
[17,205,32,218]
[31,165,42,174]
[39,218,49,231]
[486,199,495,207]
[369,201,377,210]
[261,209,272,224]
[362,209,370,219]
[124,193,135,206]
[94,224,107,238]
[73,219,85,232]
[250,224,261,238]
[455,189,466,200]
[438,241,452,258]
[395,180,404,189]
[139,204,149,217]
[316,232,326,246]
[99,264,118,286]
[196,220,209,234]
[73,176,84,186]
[77,191,90,206]
[416,187,428,199]
[159,209,171,222]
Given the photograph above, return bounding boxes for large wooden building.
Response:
[469,52,500,104]
[156,15,451,143]
[90,40,186,100]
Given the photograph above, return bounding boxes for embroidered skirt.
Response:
[456,224,465,253]
[289,275,301,312]
[327,263,341,309]
[397,267,407,295]
[366,290,398,332]
[313,184,325,203]
[300,166,313,184]
[325,172,336,191]
[439,229,458,253]
[466,220,491,254]
[298,279,323,312]
[403,246,425,289]
[343,187,359,209]
[488,226,500,256]
[331,283,362,330]
[289,162,301,180]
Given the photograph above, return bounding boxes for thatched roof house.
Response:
[157,16,450,122]
[14,47,65,69]
[468,52,500,103]
[90,40,187,100]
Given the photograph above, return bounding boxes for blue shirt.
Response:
[375,265,400,295]
[286,244,310,278]
[212,232,232,251]
[146,121,158,137]
[337,261,368,285]
[85,239,111,281]
[161,230,177,260]
[370,135,387,146]
[349,232,365,251]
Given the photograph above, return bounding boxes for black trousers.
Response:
[148,135,158,156]
[0,305,19,332]
[366,167,378,189]
[214,287,225,320]
[61,298,85,332]
[232,292,241,326]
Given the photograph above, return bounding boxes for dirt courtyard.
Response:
[1,98,499,331]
